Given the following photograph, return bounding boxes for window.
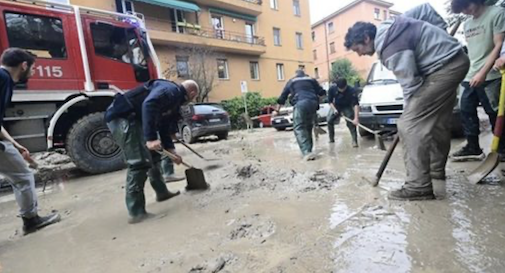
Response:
[176,56,189,78]
[5,12,67,59]
[91,22,149,81]
[383,10,388,20]
[330,42,336,54]
[217,59,229,79]
[313,50,317,60]
[374,8,380,20]
[212,15,224,39]
[270,0,279,10]
[327,22,334,34]
[119,0,135,13]
[250,61,260,80]
[273,28,281,46]
[293,0,301,16]
[276,63,285,81]
[314,67,319,79]
[296,32,303,49]
[311,31,316,42]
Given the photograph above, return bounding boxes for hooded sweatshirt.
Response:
[374,3,462,102]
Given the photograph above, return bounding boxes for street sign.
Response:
[240,81,248,94]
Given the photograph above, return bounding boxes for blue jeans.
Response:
[293,100,318,156]
[460,79,504,149]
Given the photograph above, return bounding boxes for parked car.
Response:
[178,103,231,143]
[358,61,463,137]
[271,103,331,131]
[252,106,277,128]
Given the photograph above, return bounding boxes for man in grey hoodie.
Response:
[344,4,469,200]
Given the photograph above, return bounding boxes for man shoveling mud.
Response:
[275,70,326,161]
[344,4,470,200]
[0,48,60,234]
[105,79,199,223]
[327,78,359,147]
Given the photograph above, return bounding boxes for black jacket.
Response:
[0,68,14,129]
[277,76,325,106]
[105,80,187,149]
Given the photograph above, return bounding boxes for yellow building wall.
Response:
[312,1,397,83]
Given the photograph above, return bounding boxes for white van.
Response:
[358,61,463,136]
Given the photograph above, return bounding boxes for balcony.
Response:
[145,17,266,55]
[192,0,262,16]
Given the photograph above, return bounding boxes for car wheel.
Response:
[217,132,228,140]
[182,125,195,144]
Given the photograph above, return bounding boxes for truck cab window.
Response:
[5,12,67,59]
[91,23,150,82]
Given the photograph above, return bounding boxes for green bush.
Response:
[222,92,277,129]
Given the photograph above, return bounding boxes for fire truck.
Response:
[0,0,162,173]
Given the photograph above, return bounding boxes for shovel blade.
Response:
[376,135,386,151]
[315,127,327,135]
[467,152,500,184]
[185,167,209,191]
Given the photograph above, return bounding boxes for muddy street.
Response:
[1,125,505,273]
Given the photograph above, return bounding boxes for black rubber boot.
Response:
[388,187,435,201]
[22,213,61,235]
[156,190,180,202]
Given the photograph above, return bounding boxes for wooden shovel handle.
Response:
[157,149,192,169]
[373,134,400,186]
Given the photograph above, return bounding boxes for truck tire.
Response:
[66,112,125,174]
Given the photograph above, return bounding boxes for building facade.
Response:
[311,0,400,87]
[68,0,314,102]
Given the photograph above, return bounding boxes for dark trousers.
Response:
[293,100,318,156]
[327,107,357,142]
[107,118,170,217]
[460,79,505,149]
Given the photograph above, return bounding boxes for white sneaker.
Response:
[303,153,316,161]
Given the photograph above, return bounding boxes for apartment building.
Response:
[311,0,400,86]
[68,0,314,101]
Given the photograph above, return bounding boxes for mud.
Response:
[1,124,505,273]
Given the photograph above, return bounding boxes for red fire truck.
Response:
[0,0,162,173]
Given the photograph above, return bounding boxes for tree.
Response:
[330,58,363,86]
[164,45,219,102]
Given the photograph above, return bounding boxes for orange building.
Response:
[311,0,400,86]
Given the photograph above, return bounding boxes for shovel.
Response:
[157,149,209,191]
[467,71,505,184]
[178,141,220,161]
[342,116,386,151]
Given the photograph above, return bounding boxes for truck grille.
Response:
[376,105,403,111]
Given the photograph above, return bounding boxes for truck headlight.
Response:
[360,105,372,113]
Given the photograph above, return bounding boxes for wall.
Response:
[312,1,396,84]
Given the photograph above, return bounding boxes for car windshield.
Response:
[368,63,398,84]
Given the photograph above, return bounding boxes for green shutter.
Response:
[133,0,200,12]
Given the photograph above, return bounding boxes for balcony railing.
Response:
[242,0,262,4]
[145,17,266,46]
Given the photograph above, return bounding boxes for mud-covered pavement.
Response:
[1,125,505,273]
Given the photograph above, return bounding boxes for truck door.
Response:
[84,20,152,90]
[0,9,81,90]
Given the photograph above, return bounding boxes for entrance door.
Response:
[245,22,255,44]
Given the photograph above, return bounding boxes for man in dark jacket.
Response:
[327,78,359,147]
[345,4,469,200]
[105,79,199,223]
[0,48,60,234]
[276,70,326,161]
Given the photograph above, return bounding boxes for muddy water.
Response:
[0,126,505,273]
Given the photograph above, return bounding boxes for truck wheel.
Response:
[182,126,195,144]
[66,112,124,174]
